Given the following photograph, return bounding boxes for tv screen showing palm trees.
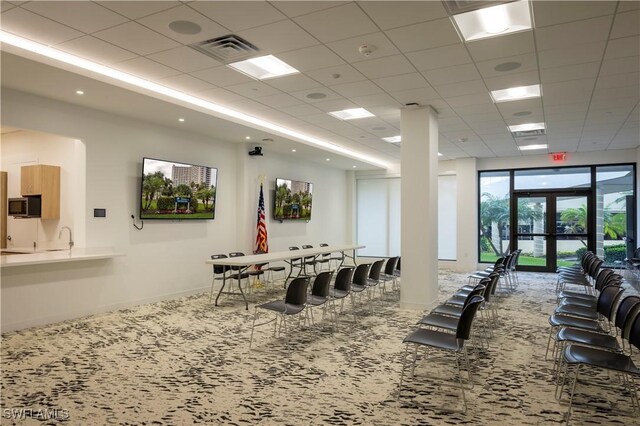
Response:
[140,158,217,220]
[274,178,312,221]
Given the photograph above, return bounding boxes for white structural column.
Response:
[400,106,439,310]
[455,157,478,272]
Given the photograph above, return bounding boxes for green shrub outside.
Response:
[575,244,626,264]
[157,196,174,211]
[190,198,198,212]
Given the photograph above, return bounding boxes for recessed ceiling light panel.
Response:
[329,108,374,121]
[518,144,548,151]
[382,135,401,143]
[228,55,299,80]
[508,122,545,132]
[452,0,532,42]
[491,84,541,103]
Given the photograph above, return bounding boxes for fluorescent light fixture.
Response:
[382,135,401,143]
[452,0,532,42]
[0,31,388,169]
[508,122,545,132]
[329,108,374,121]
[228,55,299,80]
[75,90,84,95]
[491,84,541,103]
[518,144,548,151]
[178,118,185,122]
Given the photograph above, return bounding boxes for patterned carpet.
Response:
[2,270,639,425]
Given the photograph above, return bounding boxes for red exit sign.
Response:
[551,152,567,162]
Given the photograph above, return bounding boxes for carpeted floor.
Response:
[2,271,639,425]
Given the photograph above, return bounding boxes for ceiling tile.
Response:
[406,44,471,71]
[373,73,429,93]
[188,1,286,31]
[159,74,216,94]
[196,87,245,104]
[330,80,383,98]
[532,1,617,27]
[94,22,181,56]
[596,72,640,90]
[435,79,487,98]
[97,1,181,20]
[538,42,606,69]
[254,93,303,108]
[115,57,182,79]
[542,78,596,106]
[305,64,367,85]
[271,1,349,18]
[446,93,493,108]
[137,5,229,44]
[56,36,138,64]
[326,31,400,63]
[293,3,378,43]
[592,84,639,102]
[1,2,15,12]
[225,81,282,98]
[495,98,543,115]
[264,74,323,92]
[535,16,613,51]
[225,98,272,114]
[147,46,221,73]
[539,62,601,84]
[388,87,439,104]
[604,35,640,60]
[483,70,540,91]
[452,103,499,116]
[1,7,82,45]
[277,45,345,72]
[599,55,640,76]
[191,65,255,86]
[611,10,640,39]
[239,19,319,54]
[357,1,447,30]
[475,53,538,78]
[466,31,535,62]
[350,93,400,108]
[351,55,415,79]
[22,1,128,33]
[421,64,481,86]
[279,103,324,117]
[311,98,358,112]
[385,18,461,53]
[299,112,336,125]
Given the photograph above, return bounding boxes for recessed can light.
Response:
[352,165,357,168]
[76,90,84,95]
[291,149,296,152]
[326,158,331,161]
[178,118,185,122]
[245,136,251,140]
[168,20,202,35]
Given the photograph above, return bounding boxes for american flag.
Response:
[255,183,269,254]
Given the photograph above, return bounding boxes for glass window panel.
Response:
[514,167,590,190]
[556,196,588,235]
[516,197,546,234]
[479,171,510,262]
[596,165,634,265]
[516,235,547,267]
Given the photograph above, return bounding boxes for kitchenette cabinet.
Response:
[20,165,60,219]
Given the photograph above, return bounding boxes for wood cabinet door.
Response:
[20,165,41,196]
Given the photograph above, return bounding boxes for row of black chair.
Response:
[550,254,640,421]
[398,270,503,413]
[249,257,401,350]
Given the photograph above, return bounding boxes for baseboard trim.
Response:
[2,285,210,333]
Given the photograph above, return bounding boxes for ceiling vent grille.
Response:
[442,1,511,15]
[189,35,259,64]
[511,128,547,138]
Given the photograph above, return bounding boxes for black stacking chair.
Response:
[366,259,385,302]
[285,246,305,284]
[229,252,264,292]
[249,276,310,350]
[329,267,355,326]
[557,269,620,307]
[379,256,400,300]
[317,243,332,271]
[351,263,372,315]
[254,259,287,290]
[557,257,603,295]
[398,296,484,413]
[557,313,640,421]
[301,244,318,275]
[209,254,229,302]
[307,271,336,330]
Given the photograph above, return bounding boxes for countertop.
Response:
[1,247,124,268]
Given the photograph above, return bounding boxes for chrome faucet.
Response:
[59,226,74,251]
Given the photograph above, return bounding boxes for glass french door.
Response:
[512,191,593,272]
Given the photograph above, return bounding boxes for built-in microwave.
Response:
[8,196,41,218]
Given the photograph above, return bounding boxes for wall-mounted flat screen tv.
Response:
[274,178,313,221]
[140,157,217,220]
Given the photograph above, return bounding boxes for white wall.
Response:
[0,89,350,331]
[1,130,85,250]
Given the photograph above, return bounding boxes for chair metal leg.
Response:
[397,344,410,401]
[566,364,581,424]
[249,308,258,350]
[455,352,468,413]
[545,326,555,360]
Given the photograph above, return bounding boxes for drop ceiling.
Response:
[0,0,638,169]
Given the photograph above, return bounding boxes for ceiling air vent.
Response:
[511,128,547,138]
[189,34,259,64]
